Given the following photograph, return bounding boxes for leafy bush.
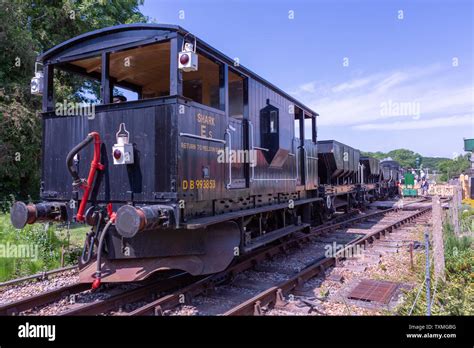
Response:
[397,210,473,315]
[0,0,147,200]
[0,214,82,281]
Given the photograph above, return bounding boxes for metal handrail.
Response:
[179,132,226,144]
[225,128,232,189]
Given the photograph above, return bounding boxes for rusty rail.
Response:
[0,210,364,316]
[126,206,413,316]
[1,202,432,316]
[59,273,196,316]
[0,282,88,315]
[223,207,431,316]
[0,265,77,288]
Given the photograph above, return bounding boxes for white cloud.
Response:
[298,82,317,93]
[291,64,474,129]
[354,114,473,131]
[331,76,374,93]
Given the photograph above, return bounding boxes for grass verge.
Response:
[0,214,88,282]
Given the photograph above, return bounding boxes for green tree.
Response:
[361,151,386,160]
[422,156,450,172]
[361,148,468,182]
[0,0,147,200]
[438,154,470,181]
[386,149,422,168]
[362,148,421,168]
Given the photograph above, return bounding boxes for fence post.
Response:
[451,186,460,235]
[60,245,65,267]
[424,231,431,316]
[432,195,446,281]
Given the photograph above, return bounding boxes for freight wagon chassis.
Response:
[78,197,320,283]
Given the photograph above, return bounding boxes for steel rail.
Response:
[0,265,78,288]
[126,206,413,316]
[59,273,196,316]
[223,207,431,315]
[0,209,361,316]
[0,282,89,315]
[1,199,432,316]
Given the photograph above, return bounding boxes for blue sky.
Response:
[140,0,473,158]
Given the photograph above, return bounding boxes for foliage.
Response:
[363,148,426,169]
[0,213,61,281]
[0,0,147,200]
[362,148,469,182]
[460,205,474,232]
[434,221,473,315]
[462,198,474,209]
[438,154,470,181]
[397,209,474,316]
[0,211,89,281]
[422,156,449,172]
[0,100,41,198]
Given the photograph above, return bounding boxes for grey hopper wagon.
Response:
[360,156,380,184]
[317,140,359,185]
[380,159,401,182]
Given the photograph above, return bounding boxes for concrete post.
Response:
[432,195,446,281]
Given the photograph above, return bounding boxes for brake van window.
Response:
[182,52,223,110]
[108,41,171,100]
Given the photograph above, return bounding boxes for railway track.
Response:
[0,265,77,288]
[0,270,191,316]
[0,199,431,316]
[0,282,88,315]
[125,206,430,316]
[223,208,430,316]
[0,208,361,316]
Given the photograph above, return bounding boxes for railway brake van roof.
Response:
[38,23,317,116]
